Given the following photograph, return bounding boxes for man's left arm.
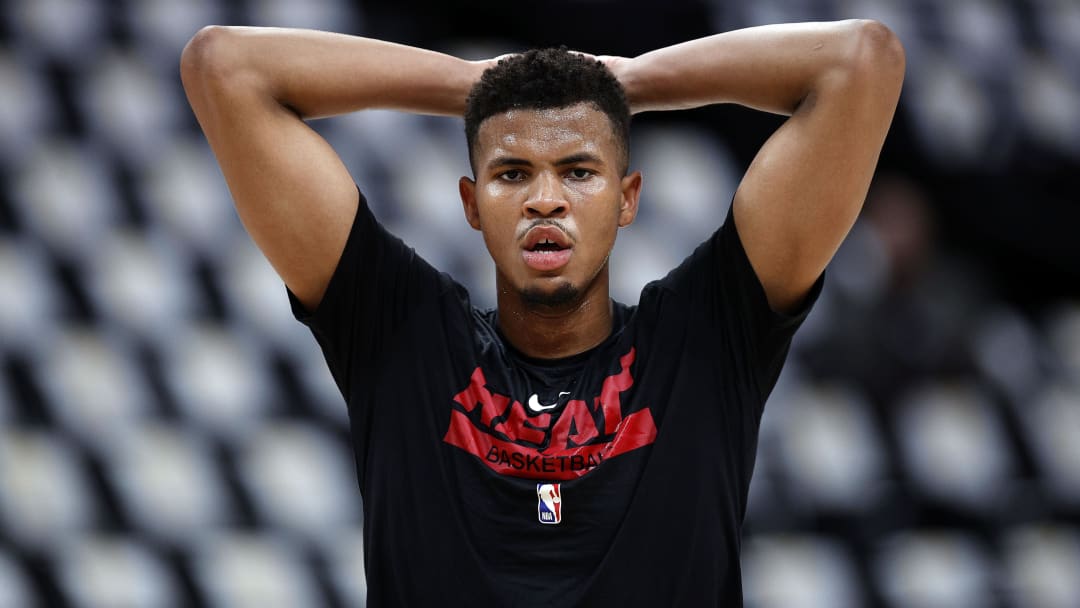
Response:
[610,20,905,312]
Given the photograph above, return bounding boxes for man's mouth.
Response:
[522,227,573,271]
[528,238,568,252]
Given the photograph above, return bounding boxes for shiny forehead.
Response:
[472,103,622,172]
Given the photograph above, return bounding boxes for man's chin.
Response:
[520,282,580,308]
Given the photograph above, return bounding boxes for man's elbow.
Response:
[180,25,244,96]
[849,20,906,89]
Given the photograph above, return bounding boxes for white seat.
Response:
[11,137,118,258]
[0,428,97,548]
[81,49,183,169]
[733,0,822,29]
[903,52,994,166]
[1013,53,1080,157]
[293,339,350,427]
[1003,523,1080,608]
[136,135,241,257]
[742,534,862,608]
[1021,384,1080,506]
[56,534,180,608]
[1046,304,1080,382]
[0,369,9,426]
[939,0,1021,76]
[609,228,680,306]
[970,306,1044,402]
[630,125,737,234]
[247,0,356,31]
[161,322,274,443]
[37,325,151,450]
[0,237,59,352]
[0,550,34,608]
[832,0,922,65]
[321,527,367,608]
[84,227,195,345]
[774,382,887,513]
[8,0,106,65]
[615,126,737,302]
[218,235,314,354]
[124,0,226,65]
[874,530,994,608]
[192,532,322,608]
[895,380,1014,510]
[385,124,477,256]
[237,421,361,543]
[103,422,234,545]
[0,49,55,167]
[1035,0,1080,70]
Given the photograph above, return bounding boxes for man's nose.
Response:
[523,172,568,218]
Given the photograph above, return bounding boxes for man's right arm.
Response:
[180,27,485,311]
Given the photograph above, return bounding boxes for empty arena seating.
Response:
[0,0,1077,606]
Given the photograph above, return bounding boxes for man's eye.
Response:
[500,170,525,181]
[568,168,592,180]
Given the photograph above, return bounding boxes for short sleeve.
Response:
[657,204,823,403]
[287,189,448,399]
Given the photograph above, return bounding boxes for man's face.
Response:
[460,103,641,308]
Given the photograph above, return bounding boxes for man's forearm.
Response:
[181,26,484,119]
[614,19,904,116]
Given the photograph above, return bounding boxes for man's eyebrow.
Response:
[487,156,533,170]
[555,152,604,166]
[486,152,606,171]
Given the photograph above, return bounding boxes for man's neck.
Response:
[496,280,613,360]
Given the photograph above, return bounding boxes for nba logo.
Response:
[537,483,562,524]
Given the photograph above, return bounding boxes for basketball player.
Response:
[181,20,903,606]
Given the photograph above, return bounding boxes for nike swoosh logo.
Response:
[527,392,570,413]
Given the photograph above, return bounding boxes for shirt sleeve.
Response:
[286,189,449,399]
[657,203,823,406]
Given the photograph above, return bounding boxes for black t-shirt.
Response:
[289,191,820,607]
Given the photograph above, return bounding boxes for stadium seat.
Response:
[0,428,97,548]
[55,534,180,608]
[0,49,54,167]
[1003,523,1080,608]
[103,421,234,545]
[894,380,1014,511]
[1021,384,1080,506]
[246,0,356,31]
[773,382,888,513]
[0,237,60,351]
[38,325,153,451]
[192,532,322,607]
[7,0,107,64]
[85,227,196,346]
[136,136,240,257]
[236,421,361,543]
[321,527,368,608]
[0,550,34,608]
[874,530,994,608]
[0,0,1077,604]
[83,49,183,168]
[219,235,312,353]
[160,322,276,442]
[12,137,118,258]
[742,534,863,608]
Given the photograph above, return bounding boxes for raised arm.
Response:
[180,27,485,310]
[611,20,905,312]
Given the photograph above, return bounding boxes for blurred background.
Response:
[0,0,1078,606]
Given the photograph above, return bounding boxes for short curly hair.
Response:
[464,47,631,175]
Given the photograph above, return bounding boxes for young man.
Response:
[181,20,903,606]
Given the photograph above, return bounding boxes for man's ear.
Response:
[460,176,481,231]
[618,170,642,227]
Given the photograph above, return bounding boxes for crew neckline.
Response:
[493,300,629,370]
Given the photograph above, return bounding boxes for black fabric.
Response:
[289,190,821,607]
